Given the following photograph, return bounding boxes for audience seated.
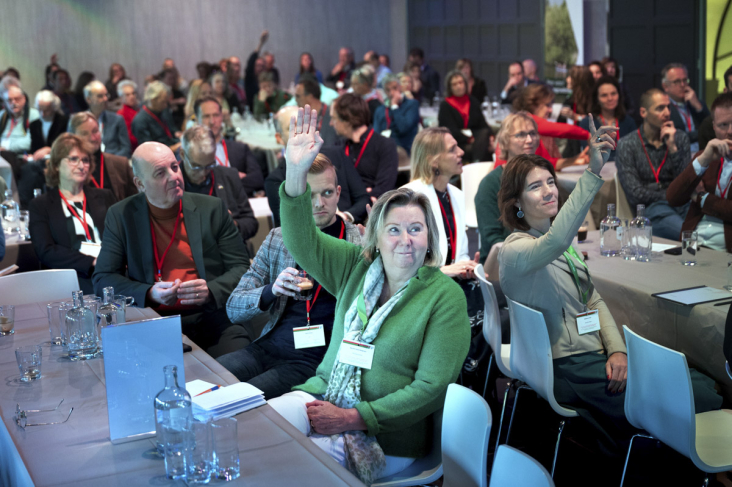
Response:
[363,50,391,87]
[218,153,362,399]
[226,56,246,108]
[294,76,340,146]
[662,63,710,154]
[698,65,732,151]
[92,141,252,357]
[28,133,116,294]
[560,65,593,123]
[667,92,732,251]
[349,65,382,124]
[616,88,691,239]
[331,93,398,200]
[160,68,187,130]
[0,78,40,155]
[116,80,140,150]
[30,90,66,160]
[588,61,605,81]
[104,63,127,106]
[476,112,540,263]
[268,106,470,484]
[456,58,487,103]
[438,70,493,162]
[253,71,290,119]
[373,74,419,155]
[500,61,536,105]
[397,71,416,101]
[131,81,180,150]
[262,51,280,86]
[265,106,370,226]
[161,58,189,92]
[405,62,424,102]
[182,79,212,131]
[295,52,323,85]
[209,72,239,126]
[245,30,271,110]
[326,47,356,90]
[72,71,94,113]
[180,126,258,242]
[408,47,440,101]
[52,69,79,116]
[522,58,541,83]
[195,96,263,196]
[497,137,721,449]
[601,56,634,117]
[84,80,131,157]
[507,83,589,170]
[579,76,637,159]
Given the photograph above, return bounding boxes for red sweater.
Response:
[117,104,139,150]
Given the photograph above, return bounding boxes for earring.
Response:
[517,205,524,218]
[426,248,431,255]
[375,248,380,254]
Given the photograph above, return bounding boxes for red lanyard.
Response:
[717,158,732,199]
[305,221,345,325]
[384,108,391,129]
[637,129,668,184]
[436,191,457,263]
[599,115,618,141]
[90,153,104,189]
[678,105,693,131]
[58,190,91,241]
[143,106,173,139]
[345,129,374,168]
[215,140,229,167]
[318,104,326,131]
[150,200,183,282]
[208,171,215,196]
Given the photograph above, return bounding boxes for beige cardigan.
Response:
[498,169,626,359]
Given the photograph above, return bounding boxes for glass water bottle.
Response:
[1,189,20,235]
[154,365,193,480]
[630,204,653,262]
[600,204,622,257]
[65,291,99,360]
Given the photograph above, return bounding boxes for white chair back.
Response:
[442,384,491,487]
[0,270,80,305]
[507,298,578,417]
[623,326,695,459]
[475,264,510,378]
[614,171,634,221]
[483,242,502,283]
[489,445,554,487]
[462,162,494,228]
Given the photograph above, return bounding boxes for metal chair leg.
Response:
[493,379,514,455]
[551,419,566,478]
[504,384,530,446]
[620,433,654,487]
[482,353,494,399]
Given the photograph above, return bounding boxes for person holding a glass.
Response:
[28,133,116,294]
[268,105,470,484]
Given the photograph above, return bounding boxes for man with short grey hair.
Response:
[30,90,67,159]
[84,80,130,157]
[116,79,139,149]
[93,141,252,357]
[180,126,258,242]
[131,80,180,149]
[661,63,710,154]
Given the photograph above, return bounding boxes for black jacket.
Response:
[222,139,264,196]
[28,187,116,294]
[29,113,68,153]
[183,165,259,241]
[340,128,398,199]
[131,106,178,146]
[438,97,491,149]
[669,100,710,146]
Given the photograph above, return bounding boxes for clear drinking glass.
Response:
[212,417,240,481]
[0,304,15,336]
[113,295,135,323]
[619,219,635,261]
[294,270,314,301]
[47,301,66,345]
[15,345,42,382]
[187,417,214,484]
[681,230,698,266]
[18,210,29,239]
[65,291,99,360]
[163,416,192,481]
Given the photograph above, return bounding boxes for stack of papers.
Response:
[186,380,266,421]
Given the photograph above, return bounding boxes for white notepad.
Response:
[186,380,266,421]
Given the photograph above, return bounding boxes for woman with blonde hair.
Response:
[182,79,212,130]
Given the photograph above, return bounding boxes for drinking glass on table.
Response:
[47,301,67,345]
[15,344,42,382]
[212,417,240,481]
[681,231,698,266]
[0,304,15,336]
[294,270,314,301]
[114,295,135,323]
[187,417,214,484]
[577,220,589,243]
[619,219,635,261]
[18,210,29,240]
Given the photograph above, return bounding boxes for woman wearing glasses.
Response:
[28,133,116,293]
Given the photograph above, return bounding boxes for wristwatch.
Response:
[696,192,708,205]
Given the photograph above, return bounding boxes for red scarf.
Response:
[445,95,471,128]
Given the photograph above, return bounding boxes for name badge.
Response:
[381,129,392,138]
[293,325,326,349]
[80,242,102,258]
[461,129,473,138]
[576,309,601,335]
[338,339,375,369]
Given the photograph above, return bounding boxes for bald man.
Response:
[93,142,252,357]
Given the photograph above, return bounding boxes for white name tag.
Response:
[293,325,326,349]
[80,242,102,258]
[461,129,473,138]
[576,309,601,335]
[381,129,392,138]
[338,339,375,369]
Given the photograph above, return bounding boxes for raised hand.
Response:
[284,105,324,197]
[587,114,617,175]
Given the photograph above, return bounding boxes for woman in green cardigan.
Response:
[268,105,471,485]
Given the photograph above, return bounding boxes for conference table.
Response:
[576,231,732,400]
[0,303,364,487]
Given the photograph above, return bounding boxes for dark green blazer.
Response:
[92,192,250,310]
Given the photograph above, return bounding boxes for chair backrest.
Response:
[0,269,80,305]
[489,445,554,487]
[483,242,502,283]
[462,162,494,228]
[475,264,510,377]
[614,171,634,221]
[623,326,696,459]
[507,298,577,417]
[442,384,491,487]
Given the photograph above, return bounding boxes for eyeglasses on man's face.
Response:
[668,78,690,87]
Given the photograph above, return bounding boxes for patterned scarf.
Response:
[323,255,411,485]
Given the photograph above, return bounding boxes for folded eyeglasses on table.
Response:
[15,399,74,429]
